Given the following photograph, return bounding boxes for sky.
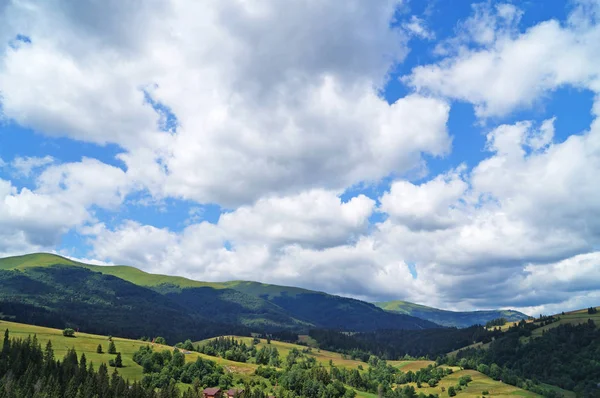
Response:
[0,0,599,315]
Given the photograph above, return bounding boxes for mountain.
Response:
[222,281,438,331]
[0,253,438,337]
[374,300,528,328]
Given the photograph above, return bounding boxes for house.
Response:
[203,387,222,398]
[227,388,244,397]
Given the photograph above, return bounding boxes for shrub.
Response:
[448,386,457,396]
[63,328,75,337]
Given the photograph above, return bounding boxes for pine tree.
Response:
[44,340,55,363]
[108,340,117,355]
[97,363,110,398]
[0,329,9,374]
[114,352,123,368]
[96,344,103,354]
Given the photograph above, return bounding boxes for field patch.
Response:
[388,359,436,372]
[406,369,541,397]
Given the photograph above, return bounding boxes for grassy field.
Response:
[0,320,257,382]
[388,359,436,372]
[531,308,600,337]
[197,336,369,370]
[407,369,541,397]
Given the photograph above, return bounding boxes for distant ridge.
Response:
[375,300,528,328]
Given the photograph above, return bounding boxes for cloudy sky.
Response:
[1,0,599,315]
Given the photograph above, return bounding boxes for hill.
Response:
[375,300,528,328]
[0,253,438,334]
[448,307,600,397]
[0,320,541,398]
[222,281,439,331]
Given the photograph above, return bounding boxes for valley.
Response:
[1,320,541,397]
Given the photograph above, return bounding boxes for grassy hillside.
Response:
[0,319,256,383]
[1,319,542,397]
[406,369,542,397]
[530,307,600,337]
[0,265,251,342]
[375,300,528,328]
[0,253,439,332]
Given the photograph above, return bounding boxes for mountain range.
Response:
[0,253,527,341]
[374,300,527,328]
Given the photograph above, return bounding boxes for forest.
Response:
[451,320,600,397]
[309,325,500,360]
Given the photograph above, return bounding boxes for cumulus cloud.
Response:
[1,0,600,314]
[0,0,452,206]
[379,167,468,230]
[82,111,600,313]
[0,159,131,256]
[407,1,600,117]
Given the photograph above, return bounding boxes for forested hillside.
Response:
[0,253,437,337]
[450,318,600,397]
[375,301,527,328]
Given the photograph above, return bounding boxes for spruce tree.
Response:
[44,340,55,363]
[108,340,117,354]
[96,344,103,354]
[114,352,123,368]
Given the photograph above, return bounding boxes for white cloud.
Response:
[82,112,600,313]
[219,189,375,249]
[380,167,468,230]
[12,155,54,176]
[0,0,452,206]
[403,16,435,40]
[0,158,131,255]
[407,2,600,117]
[1,0,600,315]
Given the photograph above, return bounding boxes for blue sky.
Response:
[1,0,599,314]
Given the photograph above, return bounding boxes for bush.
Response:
[482,391,489,395]
[154,336,166,345]
[63,328,75,337]
[448,386,456,396]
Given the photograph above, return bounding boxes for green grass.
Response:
[531,308,600,337]
[0,253,226,289]
[0,253,80,269]
[0,320,257,382]
[0,320,544,398]
[406,369,541,397]
[388,360,436,372]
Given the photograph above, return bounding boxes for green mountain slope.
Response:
[0,253,439,332]
[0,265,250,343]
[219,281,439,330]
[375,300,528,328]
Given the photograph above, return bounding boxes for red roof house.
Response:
[227,388,244,397]
[203,387,222,398]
